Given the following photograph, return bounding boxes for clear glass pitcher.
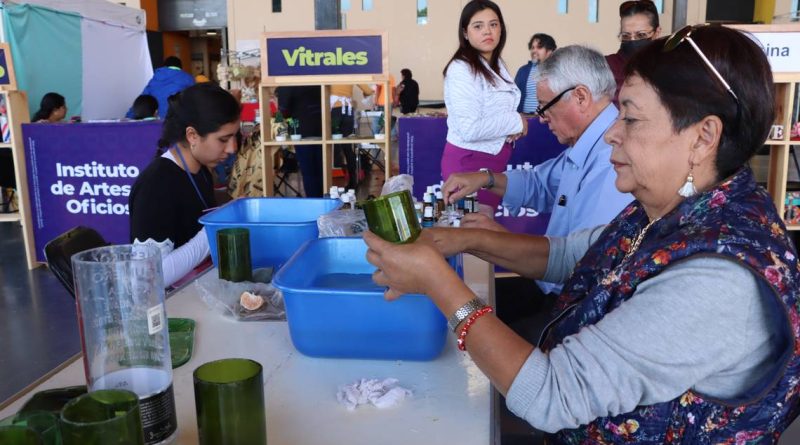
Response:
[72,244,177,444]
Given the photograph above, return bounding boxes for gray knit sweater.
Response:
[505,226,786,433]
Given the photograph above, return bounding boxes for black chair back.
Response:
[43,226,108,299]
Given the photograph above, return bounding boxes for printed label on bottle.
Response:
[141,384,178,444]
[147,304,164,335]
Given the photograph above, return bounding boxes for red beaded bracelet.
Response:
[456,306,494,351]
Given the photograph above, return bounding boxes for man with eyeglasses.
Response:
[606,0,662,105]
[442,45,632,331]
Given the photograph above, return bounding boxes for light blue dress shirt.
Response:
[502,103,633,294]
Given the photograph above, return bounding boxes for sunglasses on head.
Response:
[619,0,658,16]
[663,25,741,125]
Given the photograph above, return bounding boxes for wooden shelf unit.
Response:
[1,89,37,267]
[729,25,800,230]
[766,77,799,229]
[258,81,392,197]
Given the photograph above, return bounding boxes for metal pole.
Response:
[673,0,688,29]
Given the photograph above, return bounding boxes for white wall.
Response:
[224,0,742,100]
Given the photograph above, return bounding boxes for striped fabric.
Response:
[522,63,539,113]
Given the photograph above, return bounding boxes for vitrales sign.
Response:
[266,35,383,76]
[751,32,800,73]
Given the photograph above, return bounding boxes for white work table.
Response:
[1,255,496,445]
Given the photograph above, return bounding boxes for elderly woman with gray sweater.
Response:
[366,25,800,443]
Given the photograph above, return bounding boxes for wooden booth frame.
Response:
[258,30,392,197]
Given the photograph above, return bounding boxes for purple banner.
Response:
[398,116,566,237]
[266,35,383,76]
[23,121,161,262]
[0,48,11,86]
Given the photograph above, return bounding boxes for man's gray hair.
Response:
[537,45,616,100]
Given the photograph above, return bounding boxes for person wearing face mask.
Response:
[605,0,661,106]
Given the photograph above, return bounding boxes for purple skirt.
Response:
[441,142,512,210]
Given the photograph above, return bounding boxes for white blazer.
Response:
[444,58,522,155]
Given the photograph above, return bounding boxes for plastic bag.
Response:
[318,209,368,238]
[380,174,414,196]
[194,268,285,321]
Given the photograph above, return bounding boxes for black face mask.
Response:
[619,38,652,56]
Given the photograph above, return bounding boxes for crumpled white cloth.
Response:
[336,378,412,411]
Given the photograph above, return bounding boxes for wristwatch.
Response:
[448,298,487,332]
[479,168,495,190]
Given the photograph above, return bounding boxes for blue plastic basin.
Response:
[199,197,341,269]
[272,237,458,361]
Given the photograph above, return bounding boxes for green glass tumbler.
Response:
[360,190,422,243]
[0,411,59,445]
[0,425,43,445]
[59,389,144,445]
[217,228,253,282]
[194,358,266,445]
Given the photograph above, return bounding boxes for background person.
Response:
[366,25,800,443]
[277,85,324,197]
[129,94,159,120]
[31,92,67,123]
[129,83,240,287]
[606,0,661,105]
[331,83,374,190]
[397,68,419,114]
[441,0,526,215]
[514,33,556,114]
[127,56,195,120]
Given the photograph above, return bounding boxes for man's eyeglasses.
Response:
[619,30,655,41]
[663,25,739,105]
[535,86,576,117]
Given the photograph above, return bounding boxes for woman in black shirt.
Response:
[129,83,240,285]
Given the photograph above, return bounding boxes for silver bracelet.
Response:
[447,298,487,332]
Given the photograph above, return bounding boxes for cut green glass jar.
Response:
[0,425,44,445]
[0,411,59,445]
[59,389,144,445]
[217,228,253,282]
[360,190,422,243]
[193,358,266,445]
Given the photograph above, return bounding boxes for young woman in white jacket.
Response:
[441,0,527,215]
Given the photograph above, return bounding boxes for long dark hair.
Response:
[442,0,510,86]
[32,92,65,122]
[157,83,240,150]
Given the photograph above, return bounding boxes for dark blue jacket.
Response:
[127,67,194,119]
[513,61,533,113]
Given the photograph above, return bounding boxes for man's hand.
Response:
[442,172,490,205]
[460,213,508,232]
